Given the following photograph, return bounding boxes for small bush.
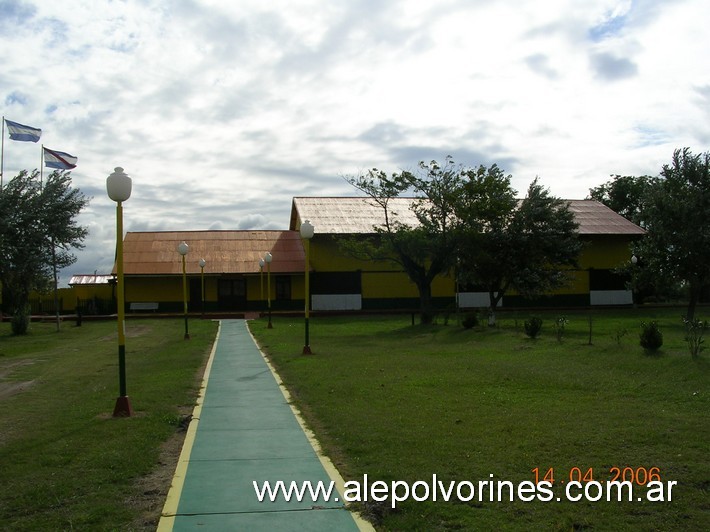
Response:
[683,317,708,359]
[524,317,543,339]
[612,328,628,346]
[554,316,568,342]
[11,307,30,336]
[639,321,663,352]
[462,311,479,330]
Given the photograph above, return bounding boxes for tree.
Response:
[457,178,581,326]
[634,148,710,320]
[343,158,462,324]
[0,170,89,334]
[588,174,654,227]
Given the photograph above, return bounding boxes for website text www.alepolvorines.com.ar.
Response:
[253,474,677,508]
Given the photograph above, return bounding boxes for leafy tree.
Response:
[0,170,89,334]
[343,157,462,324]
[457,178,581,326]
[634,148,710,320]
[588,174,654,226]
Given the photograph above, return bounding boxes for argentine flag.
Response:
[43,147,78,170]
[5,118,42,142]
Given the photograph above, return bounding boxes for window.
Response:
[276,276,291,300]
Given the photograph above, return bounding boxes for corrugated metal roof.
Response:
[290,197,645,236]
[69,274,114,285]
[118,230,305,275]
[290,197,421,233]
[566,200,645,235]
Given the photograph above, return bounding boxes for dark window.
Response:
[589,269,629,291]
[218,279,246,297]
[276,276,291,300]
[312,272,361,294]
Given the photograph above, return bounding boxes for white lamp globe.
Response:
[300,219,315,239]
[106,167,132,202]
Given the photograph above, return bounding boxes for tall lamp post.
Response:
[199,258,206,318]
[106,167,133,417]
[300,220,314,354]
[178,241,190,339]
[265,251,273,328]
[259,258,265,311]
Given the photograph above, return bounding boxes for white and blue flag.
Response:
[5,118,42,142]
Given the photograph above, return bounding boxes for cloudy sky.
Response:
[1,0,709,285]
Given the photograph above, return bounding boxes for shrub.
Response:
[11,307,30,335]
[639,321,663,352]
[683,317,708,359]
[462,311,479,330]
[524,317,543,339]
[554,316,568,342]
[612,328,628,346]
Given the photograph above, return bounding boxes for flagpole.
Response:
[1,116,5,188]
[40,144,44,190]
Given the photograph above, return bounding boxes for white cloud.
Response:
[1,0,709,285]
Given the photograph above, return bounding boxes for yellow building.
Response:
[289,197,645,311]
[90,197,644,314]
[118,230,305,313]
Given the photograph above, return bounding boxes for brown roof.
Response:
[290,197,645,236]
[567,200,645,235]
[119,230,305,275]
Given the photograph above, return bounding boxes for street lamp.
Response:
[199,258,206,318]
[178,241,190,340]
[300,220,314,354]
[106,166,133,417]
[259,258,265,311]
[265,251,273,329]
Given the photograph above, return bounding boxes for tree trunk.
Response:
[488,290,503,327]
[418,281,435,325]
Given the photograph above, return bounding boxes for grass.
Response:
[249,308,710,531]
[0,317,217,530]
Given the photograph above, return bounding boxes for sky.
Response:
[1,0,709,286]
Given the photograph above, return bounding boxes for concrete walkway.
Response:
[158,320,369,531]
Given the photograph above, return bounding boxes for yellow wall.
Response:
[310,236,401,273]
[126,277,184,302]
[73,284,113,301]
[578,236,633,269]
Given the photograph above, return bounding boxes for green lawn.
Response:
[249,308,710,531]
[0,318,217,531]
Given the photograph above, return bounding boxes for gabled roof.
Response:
[69,274,114,285]
[566,201,645,235]
[290,197,645,236]
[290,197,421,233]
[119,230,304,275]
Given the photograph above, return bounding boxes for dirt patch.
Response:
[0,360,38,401]
[99,325,154,341]
[0,379,36,401]
[126,421,190,530]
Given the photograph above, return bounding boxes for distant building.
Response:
[105,197,643,313]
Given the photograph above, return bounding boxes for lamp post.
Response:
[265,252,273,328]
[106,167,133,417]
[259,258,265,312]
[300,220,314,354]
[178,241,190,339]
[199,258,206,318]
